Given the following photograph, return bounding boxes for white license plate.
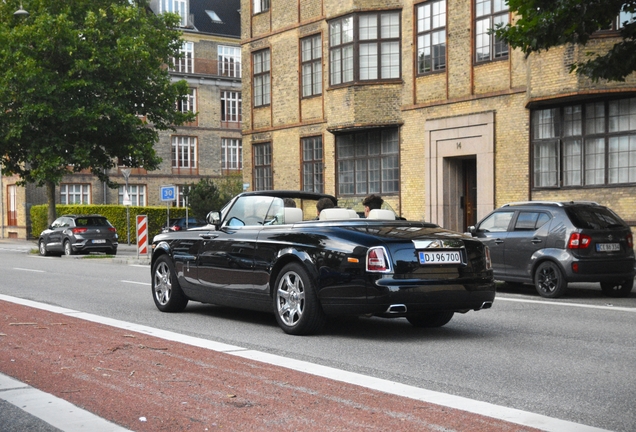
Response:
[92,239,106,244]
[418,251,462,265]
[596,243,620,252]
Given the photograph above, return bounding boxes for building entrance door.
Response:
[462,158,477,232]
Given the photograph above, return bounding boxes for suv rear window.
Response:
[75,217,111,227]
[564,206,626,230]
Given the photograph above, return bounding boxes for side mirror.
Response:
[206,211,221,226]
[467,226,477,235]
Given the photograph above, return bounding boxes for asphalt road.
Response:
[0,239,635,431]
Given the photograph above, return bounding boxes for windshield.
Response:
[224,196,284,227]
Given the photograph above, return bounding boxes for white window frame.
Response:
[160,0,188,27]
[218,45,242,78]
[172,136,198,169]
[221,91,242,123]
[172,41,194,73]
[222,138,243,171]
[118,185,147,206]
[60,184,91,205]
[253,0,270,14]
[177,88,196,113]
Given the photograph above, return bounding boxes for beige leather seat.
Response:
[284,207,303,223]
[319,208,353,220]
[367,209,396,220]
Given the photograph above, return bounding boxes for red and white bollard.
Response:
[136,215,148,257]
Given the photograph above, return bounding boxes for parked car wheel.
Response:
[38,240,50,257]
[63,240,74,256]
[534,261,567,298]
[274,263,325,335]
[152,256,188,312]
[406,311,454,328]
[600,279,634,298]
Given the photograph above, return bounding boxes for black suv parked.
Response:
[38,214,118,256]
[469,202,635,298]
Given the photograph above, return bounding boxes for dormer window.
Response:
[206,10,223,23]
[161,0,188,27]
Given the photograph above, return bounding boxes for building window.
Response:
[302,136,324,193]
[160,0,188,27]
[532,97,636,188]
[218,45,242,78]
[177,88,196,113]
[336,128,399,196]
[118,185,146,206]
[616,10,636,29]
[475,0,509,63]
[172,41,194,73]
[301,35,322,97]
[222,138,243,170]
[7,184,17,226]
[253,50,271,107]
[253,143,272,191]
[253,0,270,14]
[60,184,91,205]
[417,0,446,74]
[221,91,242,123]
[329,12,401,85]
[172,136,197,169]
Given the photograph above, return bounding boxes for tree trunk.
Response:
[46,181,56,226]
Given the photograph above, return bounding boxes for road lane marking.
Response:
[0,294,611,432]
[12,268,45,273]
[120,280,151,286]
[496,295,636,312]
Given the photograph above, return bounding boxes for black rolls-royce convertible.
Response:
[150,191,495,335]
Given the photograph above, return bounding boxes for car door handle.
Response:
[199,233,219,240]
[531,238,542,244]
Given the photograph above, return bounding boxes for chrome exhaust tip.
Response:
[385,304,407,314]
[480,301,493,310]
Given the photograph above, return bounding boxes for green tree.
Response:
[495,0,636,82]
[0,0,195,223]
[184,175,243,221]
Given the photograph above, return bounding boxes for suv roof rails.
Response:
[502,201,600,208]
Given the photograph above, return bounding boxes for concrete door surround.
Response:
[424,111,495,229]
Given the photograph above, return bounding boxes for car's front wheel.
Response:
[601,279,634,298]
[534,261,567,298]
[273,263,325,335]
[152,255,188,312]
[407,311,454,328]
[38,240,50,257]
[63,240,74,256]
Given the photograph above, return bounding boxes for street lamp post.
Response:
[121,169,131,246]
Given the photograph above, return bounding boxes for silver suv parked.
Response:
[469,201,635,298]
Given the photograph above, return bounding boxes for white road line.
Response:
[0,294,610,432]
[120,280,151,286]
[0,373,131,432]
[12,268,45,273]
[496,295,636,312]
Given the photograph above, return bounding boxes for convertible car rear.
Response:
[151,191,495,335]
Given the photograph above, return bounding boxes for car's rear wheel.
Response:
[601,279,634,298]
[63,240,74,256]
[407,311,454,328]
[534,261,567,298]
[273,263,325,335]
[152,255,188,312]
[38,240,50,257]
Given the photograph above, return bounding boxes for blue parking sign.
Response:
[160,185,176,201]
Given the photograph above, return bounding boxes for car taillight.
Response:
[366,246,391,273]
[172,226,181,231]
[484,246,492,270]
[568,232,591,249]
[71,227,87,234]
[108,227,116,233]
[627,233,633,249]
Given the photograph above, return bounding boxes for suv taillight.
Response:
[366,246,391,272]
[484,246,492,270]
[568,232,591,249]
[108,227,116,233]
[71,227,87,234]
[627,233,633,249]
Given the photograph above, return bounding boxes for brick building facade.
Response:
[0,0,242,239]
[241,0,636,233]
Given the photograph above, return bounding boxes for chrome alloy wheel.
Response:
[276,270,305,327]
[153,261,173,306]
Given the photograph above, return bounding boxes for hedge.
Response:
[30,204,189,244]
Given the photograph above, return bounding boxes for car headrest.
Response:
[319,208,353,220]
[347,209,360,218]
[367,209,396,220]
[284,207,303,223]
